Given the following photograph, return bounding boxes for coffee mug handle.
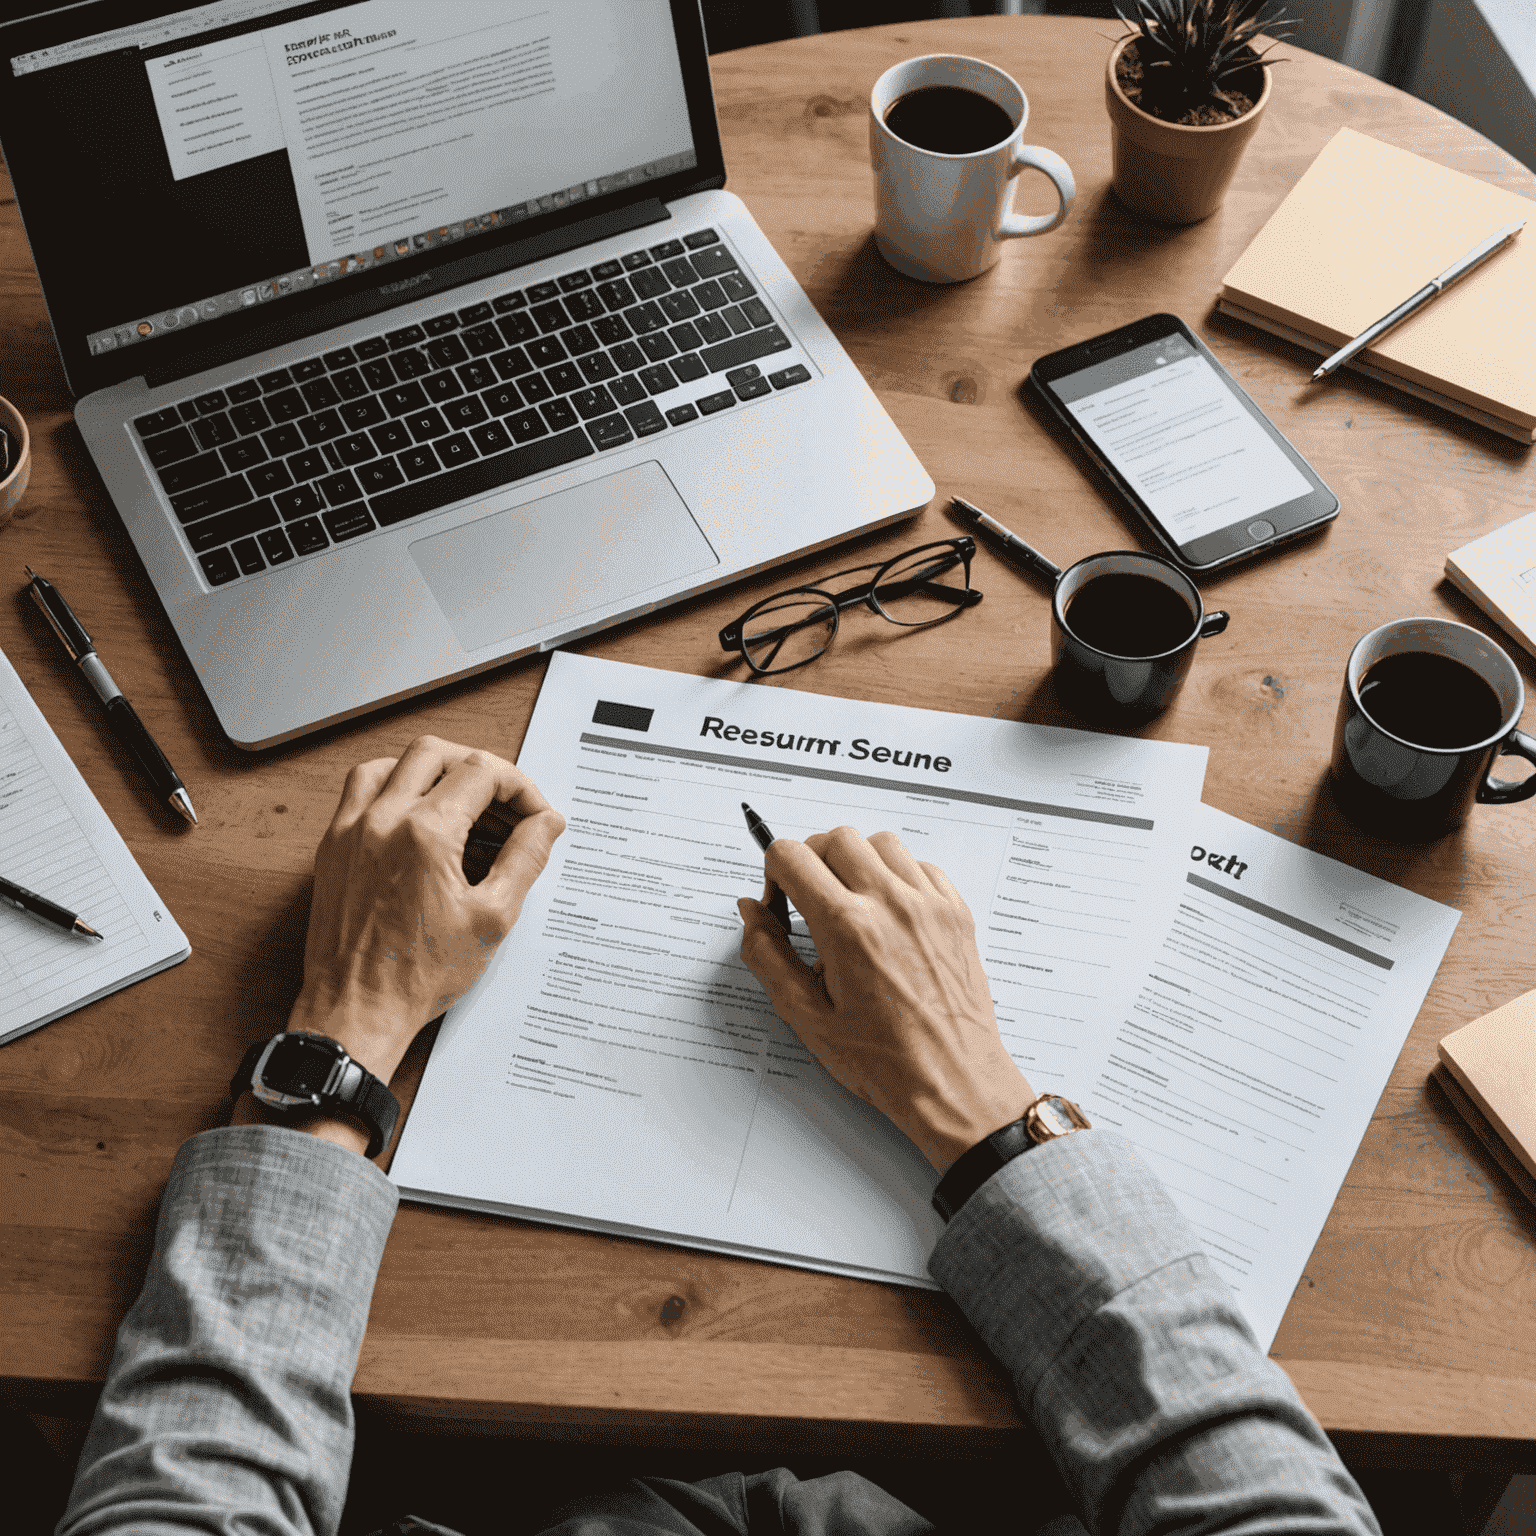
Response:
[1001,145,1075,238]
[1199,610,1230,638]
[1477,728,1536,805]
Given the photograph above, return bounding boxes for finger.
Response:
[866,830,932,892]
[764,838,859,929]
[738,898,831,1024]
[804,825,900,896]
[760,879,793,934]
[334,758,396,823]
[374,735,473,807]
[480,805,567,916]
[918,859,967,907]
[423,749,523,830]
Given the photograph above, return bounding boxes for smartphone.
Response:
[1030,314,1339,572]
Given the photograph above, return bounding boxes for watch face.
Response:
[262,1034,343,1102]
[1035,1096,1078,1137]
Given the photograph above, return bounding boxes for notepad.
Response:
[1437,988,1536,1197]
[0,646,189,1044]
[1445,508,1536,661]
[1218,128,1536,442]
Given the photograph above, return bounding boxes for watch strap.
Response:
[931,1117,1036,1223]
[230,1033,401,1159]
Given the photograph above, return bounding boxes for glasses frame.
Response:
[719,537,983,676]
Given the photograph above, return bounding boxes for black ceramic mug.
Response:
[1050,551,1229,721]
[1330,617,1536,838]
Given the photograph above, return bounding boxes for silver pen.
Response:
[1311,218,1526,381]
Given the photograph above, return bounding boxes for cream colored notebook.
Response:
[1219,128,1536,440]
[1438,988,1536,1185]
[1445,508,1536,660]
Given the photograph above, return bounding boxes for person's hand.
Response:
[235,737,564,1155]
[737,828,1033,1175]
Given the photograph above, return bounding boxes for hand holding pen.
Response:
[25,567,197,826]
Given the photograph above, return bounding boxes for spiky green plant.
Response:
[1113,0,1296,123]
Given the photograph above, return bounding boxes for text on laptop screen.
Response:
[6,1,697,359]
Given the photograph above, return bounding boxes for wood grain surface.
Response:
[2,16,1534,1463]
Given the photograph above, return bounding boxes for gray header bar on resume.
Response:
[1185,872,1393,971]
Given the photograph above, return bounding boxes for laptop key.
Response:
[721,306,753,336]
[226,379,263,404]
[557,270,592,292]
[437,432,476,468]
[179,402,202,422]
[578,352,618,384]
[564,290,604,321]
[386,324,426,349]
[726,366,761,385]
[621,250,652,270]
[323,347,358,369]
[231,538,266,576]
[461,323,503,357]
[689,245,739,278]
[527,336,567,367]
[562,324,599,355]
[527,281,561,302]
[331,368,370,400]
[624,401,667,437]
[491,348,534,381]
[400,446,440,480]
[134,409,181,437]
[392,348,433,379]
[591,259,624,279]
[470,420,512,455]
[192,414,237,451]
[288,516,330,554]
[273,485,324,522]
[423,372,463,403]
[361,358,397,390]
[262,422,305,457]
[638,364,678,395]
[699,327,792,373]
[459,301,495,325]
[404,408,450,441]
[144,426,200,468]
[186,498,280,552]
[735,377,772,401]
[462,357,502,388]
[323,506,375,542]
[222,439,267,473]
[340,397,387,430]
[683,228,720,250]
[695,314,731,346]
[300,377,340,411]
[426,336,469,369]
[589,414,633,451]
[609,375,647,406]
[158,450,227,496]
[630,269,670,300]
[300,410,346,445]
[291,359,326,381]
[519,374,554,403]
[660,256,697,287]
[492,290,527,313]
[423,314,459,337]
[696,390,735,415]
[742,298,774,328]
[381,383,429,416]
[665,403,699,425]
[593,315,632,346]
[505,408,547,444]
[171,475,252,524]
[597,279,636,312]
[370,421,412,454]
[229,400,272,435]
[369,426,594,528]
[719,271,757,302]
[249,463,293,496]
[482,384,524,416]
[497,312,539,345]
[624,303,666,335]
[287,447,328,481]
[257,528,296,565]
[670,353,708,383]
[200,548,240,585]
[611,341,646,372]
[353,337,389,359]
[266,388,307,422]
[545,363,583,394]
[639,333,676,363]
[571,386,617,421]
[319,471,364,506]
[258,368,293,391]
[659,291,701,323]
[356,458,406,494]
[650,239,685,259]
[530,303,568,335]
[445,397,489,429]
[669,322,703,352]
[542,399,578,431]
[334,432,377,466]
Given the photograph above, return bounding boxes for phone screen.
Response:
[1049,332,1318,553]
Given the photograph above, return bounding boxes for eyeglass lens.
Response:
[740,590,839,673]
[870,545,972,627]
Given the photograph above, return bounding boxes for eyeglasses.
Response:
[718,537,983,676]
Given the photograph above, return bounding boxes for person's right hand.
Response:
[738,828,1034,1175]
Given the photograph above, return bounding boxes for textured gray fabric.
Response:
[57,1123,1381,1536]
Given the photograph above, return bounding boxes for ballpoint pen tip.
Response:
[171,789,198,826]
[74,920,103,941]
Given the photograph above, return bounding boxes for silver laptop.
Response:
[0,0,932,748]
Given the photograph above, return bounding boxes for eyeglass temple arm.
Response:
[719,574,980,650]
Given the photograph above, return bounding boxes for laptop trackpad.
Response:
[410,462,718,654]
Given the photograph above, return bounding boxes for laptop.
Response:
[0,0,932,748]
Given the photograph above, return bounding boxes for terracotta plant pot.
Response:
[1104,34,1271,225]
[0,394,30,530]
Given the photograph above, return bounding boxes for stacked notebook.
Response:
[1445,509,1536,660]
[0,646,189,1045]
[1436,989,1536,1208]
[1219,128,1536,442]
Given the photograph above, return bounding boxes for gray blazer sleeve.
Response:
[59,1124,398,1536]
[929,1129,1380,1536]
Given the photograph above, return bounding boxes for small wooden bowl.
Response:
[0,395,31,529]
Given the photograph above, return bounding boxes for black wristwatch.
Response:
[931,1094,1091,1222]
[231,1031,400,1159]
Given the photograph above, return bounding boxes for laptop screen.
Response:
[1,0,717,392]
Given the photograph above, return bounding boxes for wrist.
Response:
[230,1090,373,1156]
[285,993,413,1084]
[908,1073,1037,1176]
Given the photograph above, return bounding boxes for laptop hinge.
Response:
[142,198,673,390]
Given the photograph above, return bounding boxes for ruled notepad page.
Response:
[0,646,188,1043]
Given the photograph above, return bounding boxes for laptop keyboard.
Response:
[131,229,812,589]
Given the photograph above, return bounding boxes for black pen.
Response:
[0,872,104,941]
[741,802,792,933]
[25,567,197,826]
[949,497,1062,587]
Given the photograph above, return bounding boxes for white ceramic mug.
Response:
[869,54,1075,284]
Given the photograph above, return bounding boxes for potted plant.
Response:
[1106,0,1296,225]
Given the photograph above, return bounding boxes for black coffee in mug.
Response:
[1357,651,1504,749]
[882,85,1017,155]
[1065,573,1195,657]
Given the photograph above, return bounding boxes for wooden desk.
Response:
[3,15,1534,1469]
